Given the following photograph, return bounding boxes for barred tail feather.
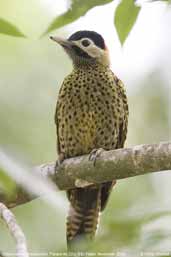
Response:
[66,187,101,250]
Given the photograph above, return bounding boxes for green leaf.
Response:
[43,0,113,35]
[114,0,140,45]
[0,18,25,37]
[0,169,16,199]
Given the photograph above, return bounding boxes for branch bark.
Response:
[0,203,29,257]
[0,142,171,208]
[54,141,171,190]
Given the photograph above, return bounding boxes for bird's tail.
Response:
[66,186,101,251]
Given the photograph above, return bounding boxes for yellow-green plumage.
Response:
[55,63,128,246]
[52,30,128,249]
[56,64,128,156]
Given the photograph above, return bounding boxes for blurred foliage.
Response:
[43,0,114,35]
[128,72,169,146]
[0,0,170,44]
[0,169,16,199]
[0,0,171,256]
[151,0,170,2]
[114,0,140,45]
[0,18,25,37]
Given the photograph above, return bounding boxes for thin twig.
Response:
[0,203,29,257]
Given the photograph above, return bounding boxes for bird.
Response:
[50,30,128,250]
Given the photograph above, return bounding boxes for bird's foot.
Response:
[89,148,104,166]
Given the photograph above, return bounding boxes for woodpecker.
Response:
[50,30,128,249]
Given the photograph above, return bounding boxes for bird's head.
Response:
[50,30,110,67]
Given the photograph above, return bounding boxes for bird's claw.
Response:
[54,160,60,181]
[89,148,104,166]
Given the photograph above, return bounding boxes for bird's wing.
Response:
[113,74,129,148]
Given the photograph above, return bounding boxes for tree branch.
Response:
[0,142,171,208]
[54,141,171,190]
[0,203,29,257]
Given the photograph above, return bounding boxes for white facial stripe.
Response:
[80,37,93,43]
[72,38,104,58]
[72,38,93,48]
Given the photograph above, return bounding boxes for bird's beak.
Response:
[50,36,72,49]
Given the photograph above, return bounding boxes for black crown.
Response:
[68,30,105,50]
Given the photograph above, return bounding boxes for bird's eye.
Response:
[81,39,91,47]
